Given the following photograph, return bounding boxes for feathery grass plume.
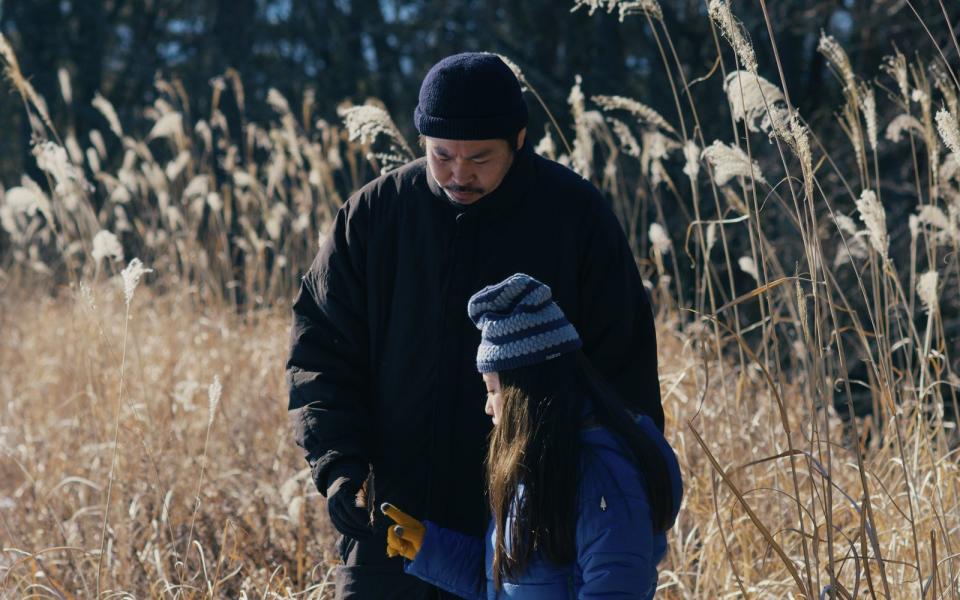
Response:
[206,192,223,213]
[91,230,124,263]
[784,113,814,199]
[916,205,951,230]
[818,33,857,97]
[0,33,19,76]
[534,127,557,160]
[738,256,759,281]
[855,189,888,258]
[9,181,55,226]
[89,130,107,159]
[266,203,289,241]
[723,71,786,134]
[914,205,957,245]
[592,94,677,136]
[949,204,960,243]
[941,153,960,184]
[267,88,292,114]
[165,151,191,182]
[860,83,878,153]
[147,112,184,142]
[795,279,809,340]
[883,50,910,103]
[917,270,939,315]
[183,175,210,202]
[337,103,415,164]
[886,114,925,143]
[707,0,757,73]
[0,34,53,132]
[208,376,222,427]
[930,61,959,118]
[568,75,594,179]
[570,0,663,22]
[4,186,43,218]
[120,258,152,306]
[607,118,641,158]
[682,140,700,181]
[58,67,72,105]
[835,214,859,236]
[84,148,100,177]
[833,214,869,267]
[701,140,767,187]
[195,120,213,154]
[641,130,680,186]
[936,109,960,156]
[109,182,132,205]
[492,54,528,92]
[92,93,124,139]
[649,222,672,255]
[113,205,132,233]
[33,141,91,209]
[65,134,84,165]
[1,186,48,236]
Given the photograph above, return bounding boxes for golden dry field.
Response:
[3,1,960,597]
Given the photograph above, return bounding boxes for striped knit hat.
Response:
[467,273,582,373]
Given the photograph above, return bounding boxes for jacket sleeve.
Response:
[286,192,373,494]
[578,200,664,431]
[403,521,486,600]
[577,481,660,599]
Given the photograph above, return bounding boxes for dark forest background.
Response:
[0,0,956,186]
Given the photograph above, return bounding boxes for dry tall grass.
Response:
[3,0,960,597]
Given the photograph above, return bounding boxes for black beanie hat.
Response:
[414,52,528,140]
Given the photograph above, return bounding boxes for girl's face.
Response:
[483,372,503,426]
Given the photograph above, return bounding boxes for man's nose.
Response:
[450,161,474,184]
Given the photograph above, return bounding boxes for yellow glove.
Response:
[382,502,425,560]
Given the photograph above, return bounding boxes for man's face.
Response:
[425,129,526,205]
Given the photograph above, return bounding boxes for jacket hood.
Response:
[581,414,683,530]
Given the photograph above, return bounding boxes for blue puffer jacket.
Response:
[404,415,683,599]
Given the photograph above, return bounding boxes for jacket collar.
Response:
[426,140,535,220]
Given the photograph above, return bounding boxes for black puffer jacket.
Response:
[286,143,662,598]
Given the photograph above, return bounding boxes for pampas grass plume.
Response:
[936,109,960,156]
[917,270,939,315]
[649,222,672,255]
[91,230,124,263]
[738,256,759,281]
[121,258,152,306]
[855,189,888,258]
[701,140,767,187]
[208,375,222,427]
[708,0,757,73]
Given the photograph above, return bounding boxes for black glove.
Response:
[324,460,373,538]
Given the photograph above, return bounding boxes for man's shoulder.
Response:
[350,157,429,207]
[534,154,610,218]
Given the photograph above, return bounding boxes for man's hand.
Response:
[325,463,372,538]
[382,502,425,560]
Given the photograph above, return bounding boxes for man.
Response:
[286,52,662,599]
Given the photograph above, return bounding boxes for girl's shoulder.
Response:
[578,416,683,516]
[578,424,647,503]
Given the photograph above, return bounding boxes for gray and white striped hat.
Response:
[467,273,582,373]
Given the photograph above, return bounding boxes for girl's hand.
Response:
[381,502,425,560]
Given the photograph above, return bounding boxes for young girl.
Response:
[382,273,682,599]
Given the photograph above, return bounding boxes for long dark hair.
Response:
[485,350,674,588]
